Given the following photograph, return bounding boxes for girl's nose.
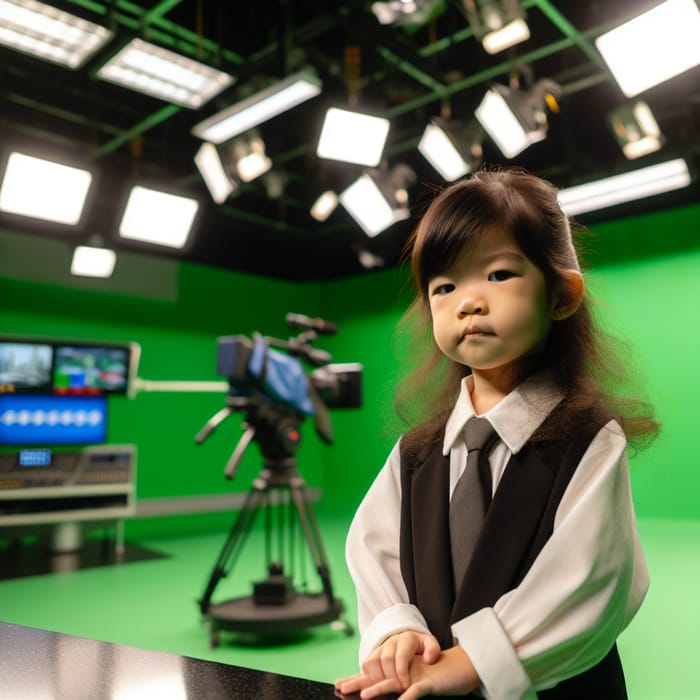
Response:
[457,293,486,316]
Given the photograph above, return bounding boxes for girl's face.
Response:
[428,226,553,388]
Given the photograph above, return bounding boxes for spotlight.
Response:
[339,163,415,237]
[194,143,238,204]
[97,38,234,109]
[608,101,664,160]
[475,78,560,158]
[192,70,322,144]
[418,117,483,181]
[316,108,390,167]
[371,0,441,25]
[310,191,339,222]
[462,0,530,55]
[230,131,272,183]
[595,0,700,98]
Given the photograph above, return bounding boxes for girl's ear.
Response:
[552,269,584,320]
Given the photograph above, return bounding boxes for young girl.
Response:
[335,168,658,700]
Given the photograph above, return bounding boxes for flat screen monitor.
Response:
[0,341,53,393]
[0,395,108,446]
[53,345,130,395]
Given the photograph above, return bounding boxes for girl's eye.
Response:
[488,270,514,282]
[431,282,455,295]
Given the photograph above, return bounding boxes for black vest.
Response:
[398,414,627,699]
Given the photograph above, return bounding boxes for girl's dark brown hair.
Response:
[394,167,660,452]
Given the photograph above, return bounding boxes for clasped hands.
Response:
[334,630,479,700]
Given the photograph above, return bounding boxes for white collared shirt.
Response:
[345,373,649,699]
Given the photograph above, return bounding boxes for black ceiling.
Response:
[1,0,698,282]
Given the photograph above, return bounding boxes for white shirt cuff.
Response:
[359,603,430,664]
[452,608,537,700]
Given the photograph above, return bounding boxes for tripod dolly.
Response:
[195,395,353,647]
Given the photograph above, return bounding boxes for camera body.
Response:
[216,325,362,445]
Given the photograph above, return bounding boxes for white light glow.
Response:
[595,0,700,97]
[119,186,198,248]
[192,72,322,144]
[194,143,236,204]
[0,0,112,68]
[70,245,116,278]
[97,38,233,108]
[317,108,390,167]
[475,88,545,158]
[310,190,338,221]
[339,175,407,237]
[557,158,691,216]
[418,123,471,181]
[0,152,92,224]
[482,18,530,54]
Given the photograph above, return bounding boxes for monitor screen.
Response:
[0,341,53,393]
[0,395,108,446]
[53,345,131,395]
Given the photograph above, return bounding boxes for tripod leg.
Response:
[198,486,265,615]
[288,478,336,605]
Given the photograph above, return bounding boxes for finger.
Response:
[362,653,386,684]
[421,636,441,664]
[397,680,431,700]
[393,640,415,689]
[360,677,405,699]
[335,674,369,695]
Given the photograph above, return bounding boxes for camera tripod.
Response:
[196,395,353,647]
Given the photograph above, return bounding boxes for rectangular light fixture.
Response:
[310,190,339,222]
[595,0,700,97]
[339,174,409,237]
[317,108,390,167]
[118,185,199,249]
[192,70,322,144]
[482,18,530,54]
[0,151,92,225]
[475,85,546,158]
[557,158,691,216]
[71,245,116,278]
[608,101,664,160]
[418,121,474,182]
[194,143,237,204]
[97,38,234,109]
[0,0,112,68]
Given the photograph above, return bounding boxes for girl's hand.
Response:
[334,630,440,698]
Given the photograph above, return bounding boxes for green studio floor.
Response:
[0,516,698,699]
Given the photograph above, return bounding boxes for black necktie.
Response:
[449,417,498,588]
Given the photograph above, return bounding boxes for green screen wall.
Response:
[1,200,698,536]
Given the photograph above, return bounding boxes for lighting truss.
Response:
[192,70,322,144]
[97,38,234,109]
[595,0,700,98]
[557,158,691,216]
[0,0,112,68]
[0,151,92,225]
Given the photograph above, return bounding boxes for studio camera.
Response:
[199,313,362,462]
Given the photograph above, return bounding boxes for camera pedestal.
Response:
[198,459,353,646]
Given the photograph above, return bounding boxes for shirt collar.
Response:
[443,371,563,455]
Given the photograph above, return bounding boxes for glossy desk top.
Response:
[0,621,338,699]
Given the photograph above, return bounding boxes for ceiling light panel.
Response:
[418,122,472,181]
[71,245,116,278]
[0,152,92,225]
[192,71,322,144]
[595,0,700,97]
[557,158,691,216]
[0,0,112,68]
[97,38,234,109]
[119,186,199,249]
[317,108,390,167]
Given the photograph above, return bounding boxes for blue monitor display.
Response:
[0,395,107,446]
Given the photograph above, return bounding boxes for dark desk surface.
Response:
[0,621,339,699]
